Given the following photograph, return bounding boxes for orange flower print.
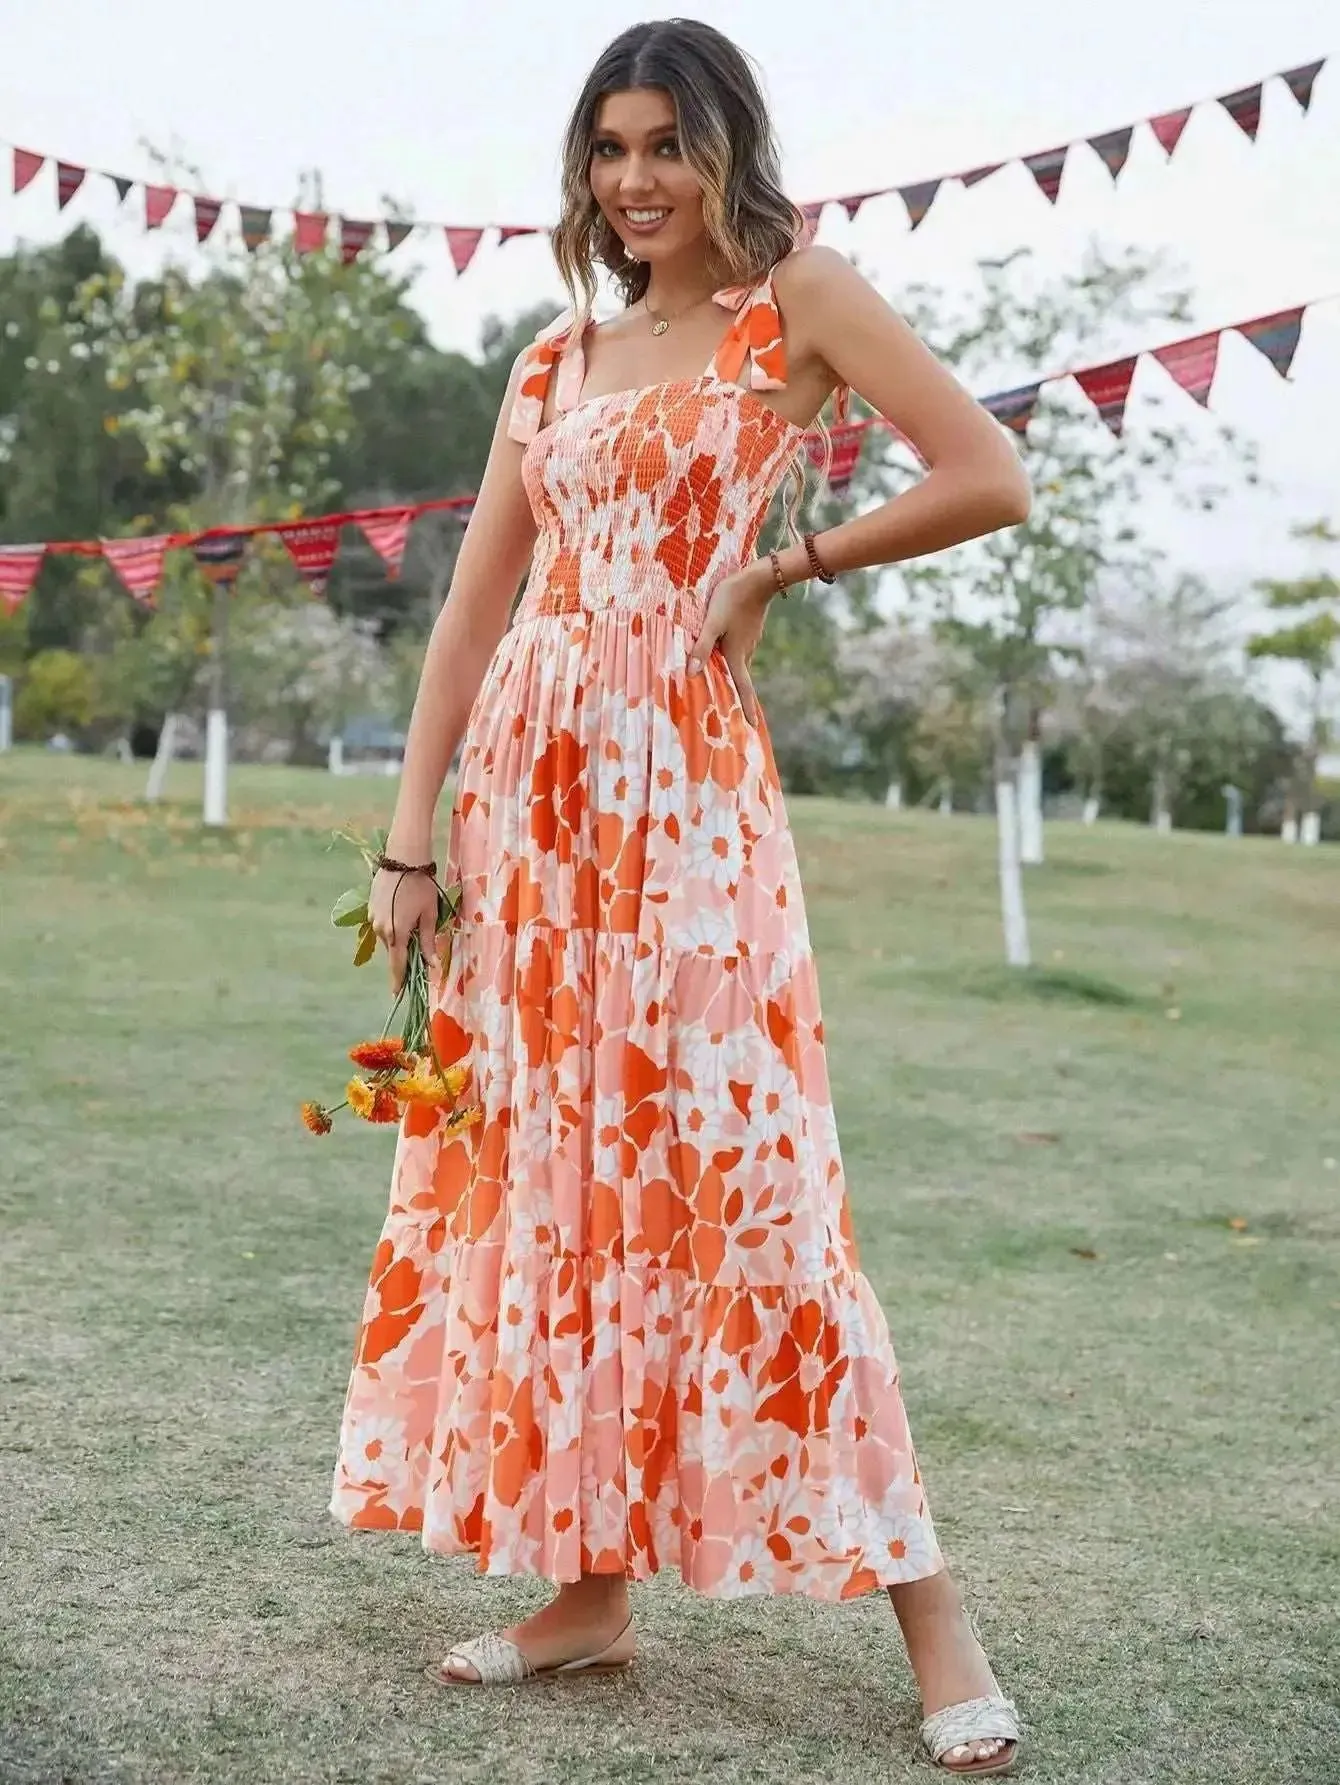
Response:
[331,265,938,1606]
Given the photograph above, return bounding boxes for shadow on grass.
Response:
[925,965,1145,1009]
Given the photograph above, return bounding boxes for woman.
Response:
[331,18,1029,1776]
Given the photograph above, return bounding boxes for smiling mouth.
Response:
[620,207,672,229]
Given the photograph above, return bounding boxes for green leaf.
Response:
[332,887,369,927]
[353,922,377,967]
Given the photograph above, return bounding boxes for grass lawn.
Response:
[1,748,1337,1785]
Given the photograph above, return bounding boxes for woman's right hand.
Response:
[369,865,440,996]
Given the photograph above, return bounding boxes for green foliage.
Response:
[13,648,95,737]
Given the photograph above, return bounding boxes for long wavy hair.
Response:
[551,19,803,326]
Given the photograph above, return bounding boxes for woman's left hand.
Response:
[685,560,775,726]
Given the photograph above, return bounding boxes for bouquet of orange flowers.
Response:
[299,827,482,1139]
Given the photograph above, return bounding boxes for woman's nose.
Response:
[619,155,657,195]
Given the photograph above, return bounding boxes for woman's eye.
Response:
[656,139,681,156]
[592,140,621,159]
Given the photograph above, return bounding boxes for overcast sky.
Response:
[2,0,1336,668]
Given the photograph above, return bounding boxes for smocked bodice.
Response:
[505,264,847,628]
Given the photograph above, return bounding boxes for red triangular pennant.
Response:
[797,201,823,247]
[278,519,342,596]
[358,509,415,579]
[13,148,44,194]
[1023,145,1068,204]
[0,545,45,614]
[194,196,223,243]
[145,184,177,230]
[192,533,248,585]
[1280,58,1325,113]
[983,382,1042,436]
[385,221,413,253]
[838,190,881,221]
[804,423,865,494]
[1218,83,1263,140]
[899,179,941,230]
[960,162,1004,188]
[445,226,484,275]
[101,535,170,607]
[498,225,540,243]
[110,174,133,204]
[1088,126,1134,181]
[1153,331,1221,407]
[340,219,375,265]
[1237,307,1305,380]
[1074,356,1138,437]
[293,211,329,255]
[1149,107,1192,157]
[57,162,86,210]
[239,206,272,252]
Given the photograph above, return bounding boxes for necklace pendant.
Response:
[650,318,670,336]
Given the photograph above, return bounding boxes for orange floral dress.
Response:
[329,267,944,1601]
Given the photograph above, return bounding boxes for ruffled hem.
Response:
[330,1253,943,1603]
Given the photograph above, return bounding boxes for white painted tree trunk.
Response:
[1154,809,1173,834]
[1082,794,1101,826]
[0,675,12,751]
[1281,817,1299,844]
[1018,739,1044,864]
[1300,811,1321,846]
[995,774,1031,968]
[883,779,902,810]
[144,712,179,802]
[203,709,228,826]
[328,734,345,776]
[938,782,953,816]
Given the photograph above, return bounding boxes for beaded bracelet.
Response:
[767,548,789,598]
[373,853,438,877]
[803,531,836,585]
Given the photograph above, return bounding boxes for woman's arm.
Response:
[769,246,1032,585]
[383,351,539,861]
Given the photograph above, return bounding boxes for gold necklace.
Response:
[643,291,713,337]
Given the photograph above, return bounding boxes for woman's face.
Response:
[589,87,706,266]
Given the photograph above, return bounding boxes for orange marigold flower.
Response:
[300,1101,333,1135]
[443,1101,484,1137]
[346,1077,376,1120]
[348,1039,407,1072]
[368,1087,401,1124]
[393,1053,472,1107]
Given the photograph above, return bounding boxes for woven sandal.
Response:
[920,1694,1021,1775]
[425,1612,636,1687]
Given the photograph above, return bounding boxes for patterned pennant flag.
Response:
[1280,58,1324,113]
[1237,306,1305,379]
[899,179,941,230]
[838,190,880,221]
[278,520,342,596]
[1149,107,1192,157]
[194,196,223,243]
[0,545,45,614]
[1088,126,1134,182]
[498,225,542,244]
[797,200,823,248]
[1218,83,1263,140]
[825,424,865,494]
[960,162,1004,188]
[358,508,415,578]
[145,184,177,230]
[983,382,1042,435]
[445,226,484,275]
[340,219,375,265]
[192,533,248,585]
[13,148,44,194]
[385,221,413,254]
[101,535,170,607]
[239,205,272,253]
[1023,145,1068,204]
[1153,331,1221,406]
[292,211,329,255]
[57,162,86,209]
[1074,356,1138,437]
[111,174,133,204]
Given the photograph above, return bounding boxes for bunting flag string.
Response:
[0,294,1330,595]
[4,56,1324,273]
[0,496,472,614]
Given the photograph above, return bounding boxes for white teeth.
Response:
[625,209,669,223]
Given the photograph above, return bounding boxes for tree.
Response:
[1247,520,1340,843]
[881,244,1255,964]
[66,228,416,818]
